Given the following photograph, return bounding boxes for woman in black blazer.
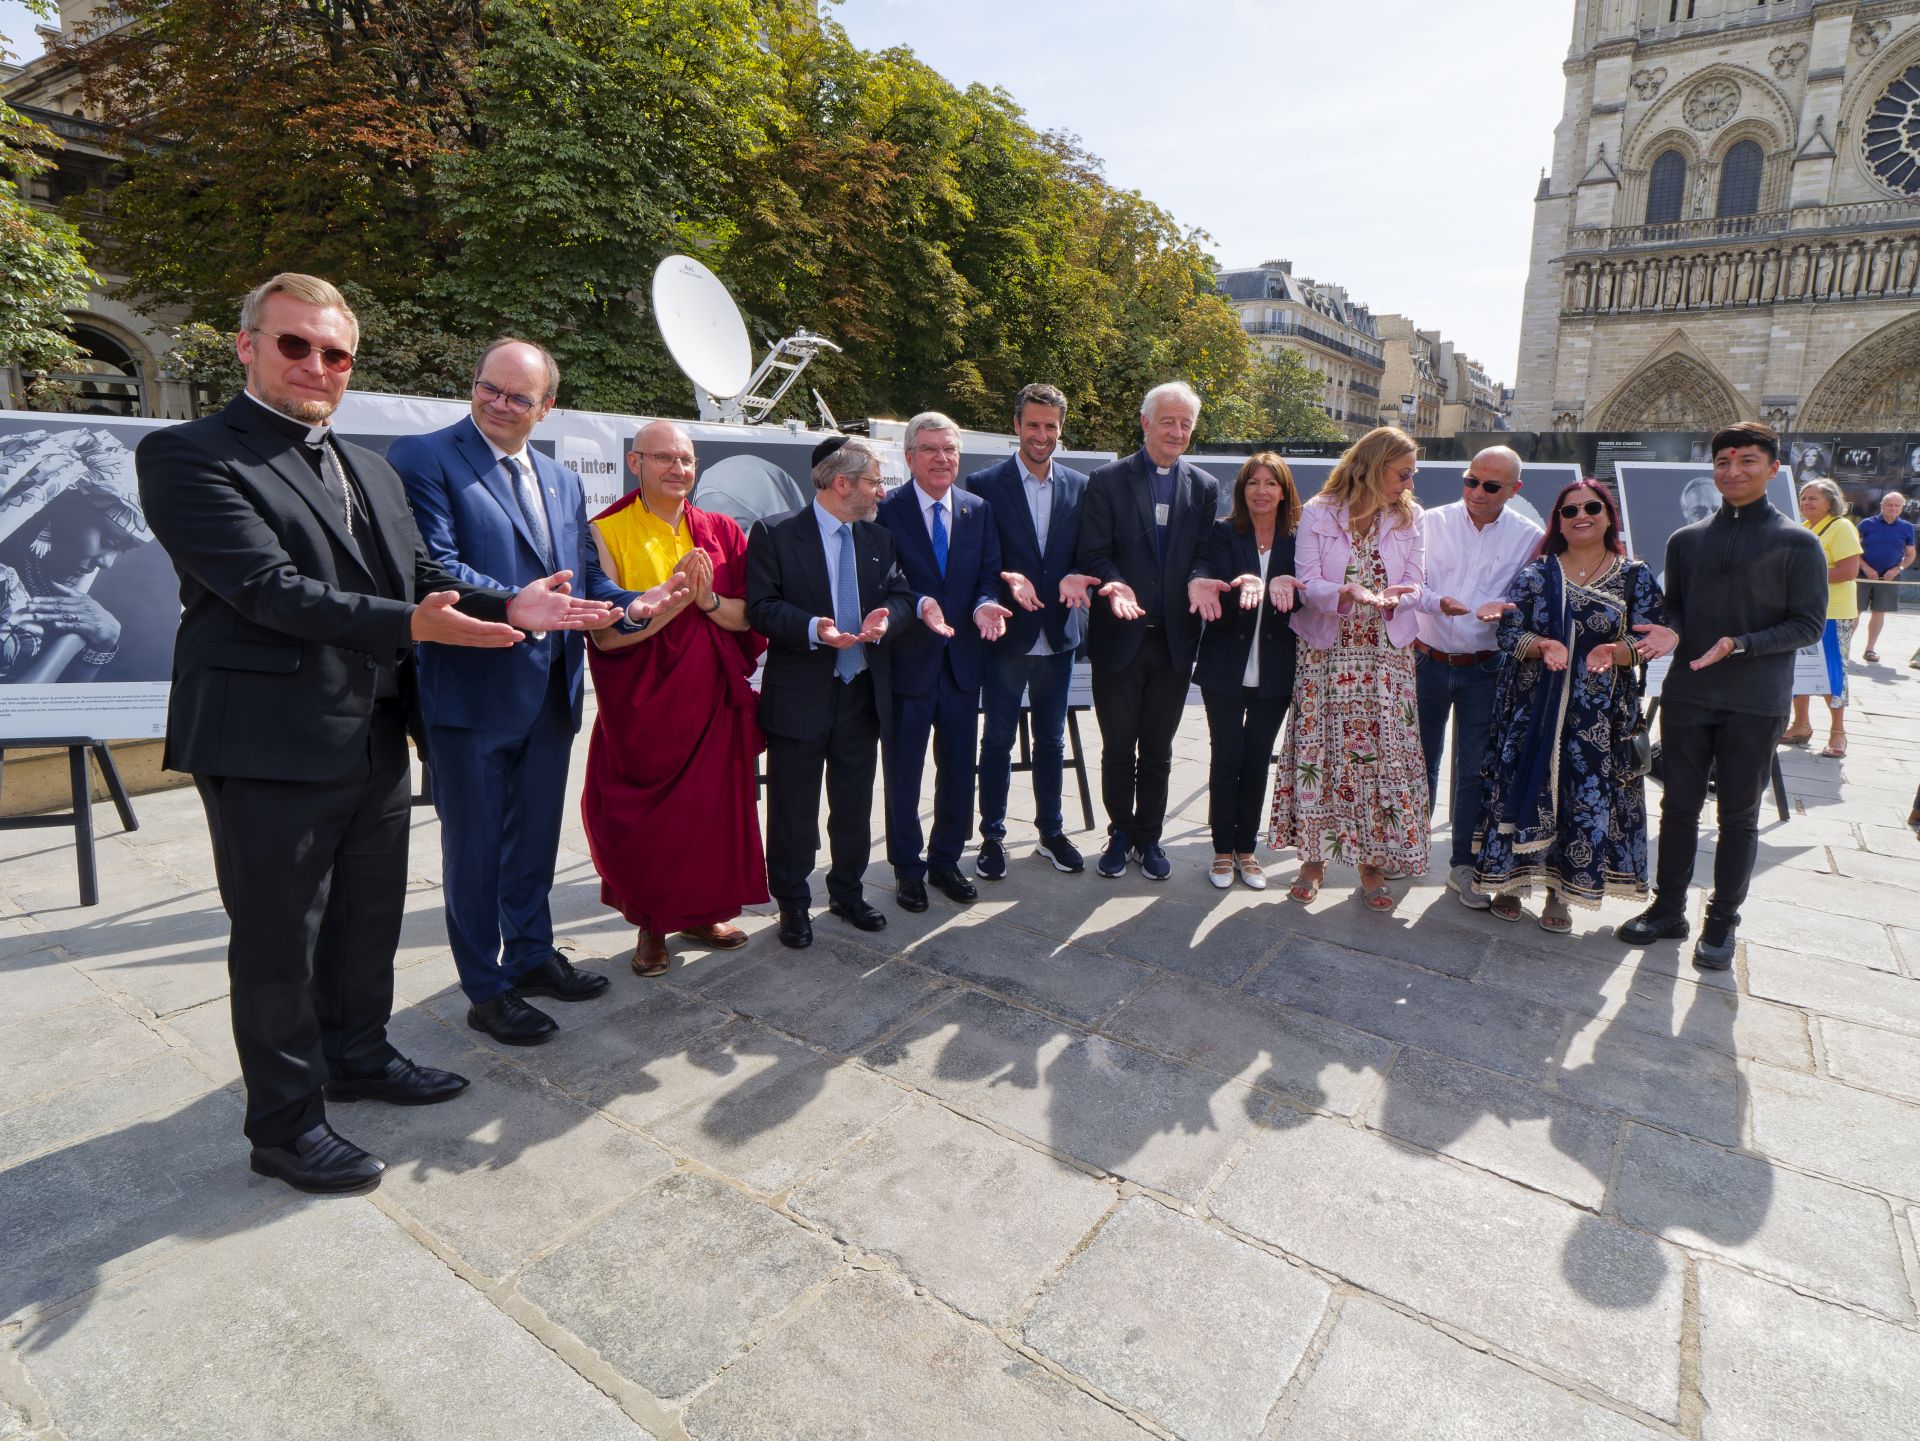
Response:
[1190,453,1303,889]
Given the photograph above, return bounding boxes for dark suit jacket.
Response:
[1192,519,1297,702]
[746,502,916,741]
[1075,449,1218,670]
[136,394,509,782]
[961,455,1088,654]
[877,482,1001,696]
[389,415,587,734]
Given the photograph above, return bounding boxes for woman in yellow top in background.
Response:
[1783,477,1862,758]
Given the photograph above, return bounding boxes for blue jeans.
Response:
[1415,652,1499,868]
[978,646,1075,841]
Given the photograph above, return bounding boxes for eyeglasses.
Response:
[641,450,696,468]
[1558,500,1606,519]
[1461,476,1506,493]
[254,329,354,373]
[474,379,540,415]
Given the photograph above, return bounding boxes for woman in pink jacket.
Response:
[1270,427,1430,910]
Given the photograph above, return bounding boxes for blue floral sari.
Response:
[1472,554,1666,907]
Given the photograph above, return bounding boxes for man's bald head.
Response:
[1470,446,1523,485]
[628,420,698,513]
[1461,445,1524,525]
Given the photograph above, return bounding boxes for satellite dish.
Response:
[652,255,753,401]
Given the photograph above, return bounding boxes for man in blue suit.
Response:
[962,383,1090,879]
[878,412,1012,911]
[390,339,620,1046]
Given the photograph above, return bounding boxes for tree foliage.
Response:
[0,86,96,398]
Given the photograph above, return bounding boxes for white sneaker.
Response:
[1448,864,1492,910]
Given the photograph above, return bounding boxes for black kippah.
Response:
[811,434,850,468]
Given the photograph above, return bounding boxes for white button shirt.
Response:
[1414,501,1543,654]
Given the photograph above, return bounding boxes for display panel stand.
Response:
[0,738,139,906]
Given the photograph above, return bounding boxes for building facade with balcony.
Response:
[1217,261,1387,439]
[1514,0,1920,433]
[1375,317,1446,435]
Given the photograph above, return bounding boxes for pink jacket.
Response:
[1290,497,1427,651]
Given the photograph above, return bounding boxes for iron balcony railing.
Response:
[1570,198,1920,254]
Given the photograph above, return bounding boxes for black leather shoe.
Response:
[929,867,978,903]
[513,951,610,1002]
[778,905,813,949]
[468,993,559,1046]
[249,1122,385,1194]
[1617,907,1690,945]
[828,897,888,932]
[325,1054,470,1106]
[896,877,929,913]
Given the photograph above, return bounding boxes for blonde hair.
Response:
[239,273,359,347]
[1315,426,1419,527]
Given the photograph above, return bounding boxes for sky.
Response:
[3,0,1576,380]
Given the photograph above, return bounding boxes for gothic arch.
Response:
[1624,63,1797,172]
[1801,313,1920,430]
[1589,348,1746,432]
[1842,29,1920,199]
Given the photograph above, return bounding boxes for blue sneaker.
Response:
[1035,833,1085,873]
[1096,831,1131,878]
[974,837,1008,880]
[1133,843,1171,881]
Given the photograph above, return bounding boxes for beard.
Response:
[272,395,338,425]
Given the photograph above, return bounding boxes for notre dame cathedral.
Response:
[1514,0,1920,434]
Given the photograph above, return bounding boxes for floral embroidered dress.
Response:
[1269,527,1429,876]
[1472,554,1665,907]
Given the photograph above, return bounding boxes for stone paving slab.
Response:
[0,946,101,1020]
[1697,1261,1920,1441]
[1269,1298,1666,1441]
[0,996,170,1102]
[20,1200,653,1441]
[789,1100,1114,1323]
[892,910,1152,1023]
[1210,1114,1684,1420]
[1819,1015,1920,1103]
[1734,897,1900,971]
[1097,893,1291,986]
[1745,943,1920,1036]
[0,1050,211,1169]
[681,1272,1154,1441]
[1023,1196,1330,1441]
[1554,1017,1745,1146]
[1746,1061,1920,1201]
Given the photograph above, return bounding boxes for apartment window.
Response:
[1716,140,1763,218]
[1646,150,1687,225]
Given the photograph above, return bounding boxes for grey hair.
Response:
[1141,380,1201,421]
[474,337,561,400]
[904,411,961,453]
[1882,490,1908,506]
[1799,477,1848,517]
[812,436,884,491]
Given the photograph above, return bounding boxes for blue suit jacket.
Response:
[878,482,1002,696]
[390,415,588,734]
[961,455,1088,655]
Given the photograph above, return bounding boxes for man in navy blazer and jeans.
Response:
[1074,381,1219,881]
[963,383,1089,879]
[879,412,1015,911]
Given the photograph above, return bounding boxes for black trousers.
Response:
[764,671,881,908]
[195,705,410,1147]
[1090,626,1191,847]
[1653,697,1786,926]
[1202,687,1289,854]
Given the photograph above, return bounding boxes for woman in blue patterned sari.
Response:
[1473,481,1675,934]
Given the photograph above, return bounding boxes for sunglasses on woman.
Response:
[252,329,355,373]
[1558,500,1606,519]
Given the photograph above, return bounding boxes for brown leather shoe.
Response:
[632,929,670,978]
[678,921,749,950]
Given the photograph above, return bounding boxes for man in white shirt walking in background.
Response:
[1414,446,1541,906]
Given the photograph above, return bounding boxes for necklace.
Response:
[317,440,354,537]
[1561,552,1607,585]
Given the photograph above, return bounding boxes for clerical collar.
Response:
[1141,450,1173,477]
[242,386,333,447]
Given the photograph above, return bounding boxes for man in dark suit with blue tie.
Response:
[1074,381,1219,882]
[963,383,1090,879]
[390,339,624,1045]
[878,412,1015,911]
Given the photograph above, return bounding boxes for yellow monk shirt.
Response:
[1807,514,1863,622]
[595,499,693,594]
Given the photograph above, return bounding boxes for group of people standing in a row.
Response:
[131,273,1831,1196]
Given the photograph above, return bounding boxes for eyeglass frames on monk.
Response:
[252,330,355,373]
[1461,476,1507,493]
[474,379,541,414]
[1558,500,1606,519]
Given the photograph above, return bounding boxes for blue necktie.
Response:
[833,522,865,683]
[931,501,948,576]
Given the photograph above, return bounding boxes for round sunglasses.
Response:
[1558,500,1606,519]
[252,329,355,373]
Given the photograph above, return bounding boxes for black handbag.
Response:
[1624,666,1654,781]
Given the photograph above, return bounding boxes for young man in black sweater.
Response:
[1619,421,1826,969]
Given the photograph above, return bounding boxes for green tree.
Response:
[0,73,96,403]
[1222,348,1348,443]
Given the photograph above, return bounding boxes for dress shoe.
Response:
[679,921,750,950]
[828,897,888,932]
[249,1122,385,1194]
[1036,833,1085,873]
[325,1054,470,1106]
[895,877,929,913]
[1616,906,1690,946]
[929,867,977,903]
[778,905,813,949]
[514,951,610,1001]
[1693,916,1738,971]
[468,992,558,1046]
[632,928,670,978]
[974,837,1008,880]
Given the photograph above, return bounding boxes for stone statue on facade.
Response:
[1840,243,1863,296]
[1787,247,1809,298]
[1759,249,1780,301]
[1596,266,1615,311]
[1734,252,1754,304]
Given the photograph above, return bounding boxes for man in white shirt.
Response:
[1414,446,1541,907]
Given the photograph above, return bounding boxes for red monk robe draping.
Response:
[582,498,769,933]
